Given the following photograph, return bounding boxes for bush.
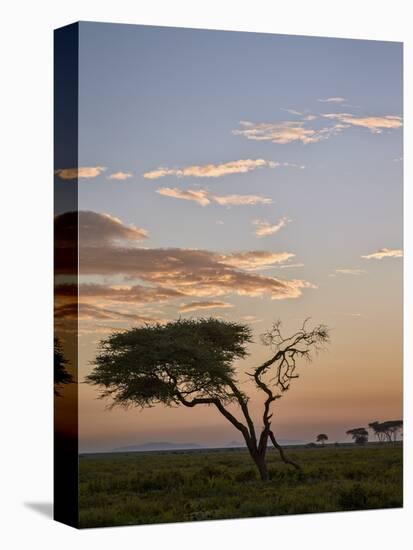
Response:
[234,468,257,482]
[338,483,368,510]
[198,464,227,479]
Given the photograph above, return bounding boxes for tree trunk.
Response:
[251,451,270,481]
[256,457,270,481]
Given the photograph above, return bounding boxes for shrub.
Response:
[234,468,257,482]
[338,483,368,510]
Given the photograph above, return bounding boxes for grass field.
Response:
[79,444,402,528]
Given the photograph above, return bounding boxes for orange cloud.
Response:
[107,171,133,180]
[55,166,106,179]
[78,246,312,300]
[55,211,314,307]
[253,217,291,237]
[178,301,234,312]
[156,187,272,206]
[143,159,278,179]
[156,188,210,205]
[220,251,295,270]
[56,283,185,304]
[335,268,366,275]
[212,194,272,206]
[55,303,159,323]
[234,112,402,145]
[322,113,402,133]
[79,211,148,245]
[361,248,403,260]
[233,121,324,145]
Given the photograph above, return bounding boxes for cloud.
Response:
[55,211,148,248]
[211,194,273,206]
[318,97,346,103]
[55,211,313,311]
[361,248,403,260]
[220,251,295,270]
[253,217,291,237]
[233,121,323,145]
[56,283,185,304]
[156,188,211,206]
[279,263,304,269]
[281,108,303,116]
[335,268,366,275]
[156,187,273,207]
[55,166,106,180]
[281,109,317,121]
[55,303,158,323]
[107,171,133,180]
[234,111,402,146]
[76,246,312,300]
[143,159,278,179]
[282,162,305,169]
[179,301,234,312]
[322,113,402,133]
[79,211,148,245]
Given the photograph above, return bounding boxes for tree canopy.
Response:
[346,427,368,445]
[87,318,252,408]
[87,317,329,480]
[369,420,403,443]
[54,338,73,396]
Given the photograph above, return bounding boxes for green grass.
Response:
[79,444,402,528]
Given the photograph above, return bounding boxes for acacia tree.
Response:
[86,317,329,481]
[383,420,403,442]
[369,420,403,443]
[316,434,328,446]
[346,427,368,445]
[54,338,73,396]
[368,421,386,443]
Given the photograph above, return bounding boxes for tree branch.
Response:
[175,391,251,443]
[269,430,301,471]
[224,378,257,445]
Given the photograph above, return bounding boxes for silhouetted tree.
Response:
[368,421,386,443]
[54,338,73,396]
[86,318,329,481]
[368,420,403,443]
[346,427,368,445]
[316,434,328,446]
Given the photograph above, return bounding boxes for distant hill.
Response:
[112,441,202,452]
[112,438,306,453]
[224,439,305,448]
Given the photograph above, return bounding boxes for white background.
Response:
[0,0,411,548]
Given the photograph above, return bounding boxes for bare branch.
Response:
[175,390,251,443]
[269,431,301,471]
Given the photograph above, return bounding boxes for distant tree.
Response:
[86,318,329,481]
[368,421,386,443]
[368,420,403,443]
[316,434,328,446]
[381,420,403,443]
[346,427,368,445]
[54,338,73,396]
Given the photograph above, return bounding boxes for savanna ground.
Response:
[79,444,402,528]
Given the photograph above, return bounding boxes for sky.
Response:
[55,22,402,452]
